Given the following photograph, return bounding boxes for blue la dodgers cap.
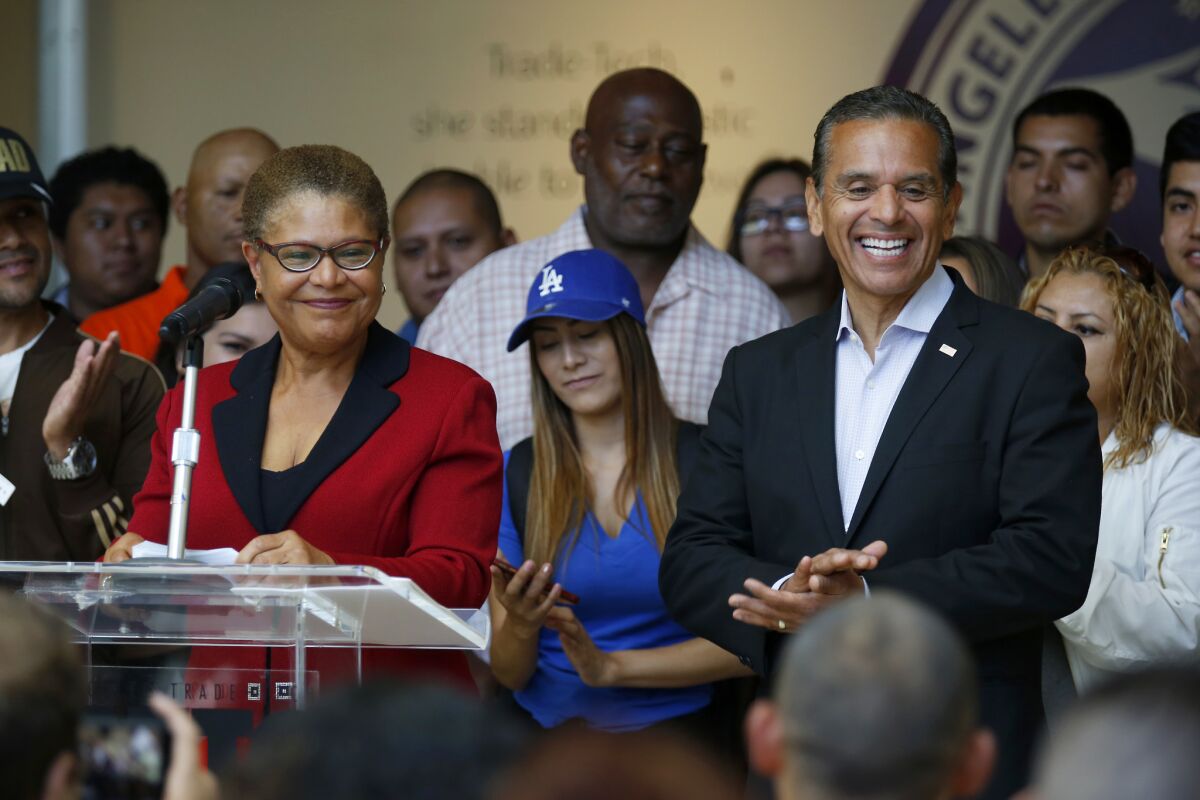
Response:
[0,127,51,204]
[506,249,646,352]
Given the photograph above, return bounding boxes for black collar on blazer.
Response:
[791,266,982,545]
[212,321,411,534]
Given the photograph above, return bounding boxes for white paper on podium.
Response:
[130,541,239,565]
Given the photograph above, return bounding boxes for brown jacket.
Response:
[0,304,164,560]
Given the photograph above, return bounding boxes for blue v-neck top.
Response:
[497,451,711,731]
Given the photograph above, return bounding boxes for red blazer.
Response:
[130,323,502,691]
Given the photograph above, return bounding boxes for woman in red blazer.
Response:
[104,144,502,691]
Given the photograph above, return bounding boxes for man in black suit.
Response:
[659,86,1101,800]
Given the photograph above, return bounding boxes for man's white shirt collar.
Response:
[837,263,955,342]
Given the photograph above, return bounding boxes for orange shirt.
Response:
[80,266,190,361]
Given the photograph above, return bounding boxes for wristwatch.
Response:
[44,437,98,480]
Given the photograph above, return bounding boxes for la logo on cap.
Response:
[0,139,31,173]
[538,265,565,298]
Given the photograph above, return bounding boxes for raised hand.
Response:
[43,333,119,458]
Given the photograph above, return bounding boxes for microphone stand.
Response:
[167,334,203,559]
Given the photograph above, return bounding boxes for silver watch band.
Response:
[44,437,97,480]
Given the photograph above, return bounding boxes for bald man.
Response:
[81,128,279,360]
[418,68,789,448]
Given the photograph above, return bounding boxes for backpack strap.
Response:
[505,423,705,543]
[505,437,535,546]
[674,420,703,489]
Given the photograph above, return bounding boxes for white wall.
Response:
[86,0,921,328]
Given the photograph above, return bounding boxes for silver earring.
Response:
[381,284,387,296]
[254,286,262,301]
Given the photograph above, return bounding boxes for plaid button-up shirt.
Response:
[417,208,792,449]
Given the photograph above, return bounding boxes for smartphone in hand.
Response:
[79,709,171,800]
[492,557,580,605]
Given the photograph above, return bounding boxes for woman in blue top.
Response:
[488,249,752,733]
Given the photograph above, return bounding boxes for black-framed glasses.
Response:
[739,204,809,237]
[255,237,388,272]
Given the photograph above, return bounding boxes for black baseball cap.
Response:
[0,127,51,204]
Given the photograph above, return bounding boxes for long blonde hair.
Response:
[1020,245,1198,469]
[524,314,680,566]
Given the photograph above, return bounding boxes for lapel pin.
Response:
[938,344,958,357]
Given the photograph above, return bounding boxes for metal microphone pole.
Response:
[166,334,203,559]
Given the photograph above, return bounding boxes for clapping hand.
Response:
[729,540,888,633]
[547,606,616,687]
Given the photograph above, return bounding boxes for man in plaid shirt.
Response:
[418,68,790,448]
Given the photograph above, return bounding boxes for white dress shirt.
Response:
[417,208,791,449]
[834,265,954,528]
[773,265,954,590]
[1056,424,1200,693]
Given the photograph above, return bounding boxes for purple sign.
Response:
[885,0,1200,274]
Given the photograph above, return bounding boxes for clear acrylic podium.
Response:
[0,561,490,713]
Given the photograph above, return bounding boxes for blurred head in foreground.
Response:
[491,724,742,800]
[0,593,85,800]
[745,593,994,800]
[1026,667,1200,800]
[222,681,529,800]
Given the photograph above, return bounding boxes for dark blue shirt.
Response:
[397,318,419,345]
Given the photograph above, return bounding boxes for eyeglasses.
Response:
[255,237,388,272]
[739,204,809,237]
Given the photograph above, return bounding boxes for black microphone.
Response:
[158,276,249,343]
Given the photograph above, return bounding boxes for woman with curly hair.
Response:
[1022,245,1200,693]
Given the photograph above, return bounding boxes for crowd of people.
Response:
[1,65,1198,800]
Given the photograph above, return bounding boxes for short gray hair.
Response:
[811,85,957,200]
[1034,668,1200,800]
[774,593,977,800]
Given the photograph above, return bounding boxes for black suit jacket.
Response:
[660,270,1101,797]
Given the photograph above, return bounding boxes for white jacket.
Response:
[1057,424,1200,693]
